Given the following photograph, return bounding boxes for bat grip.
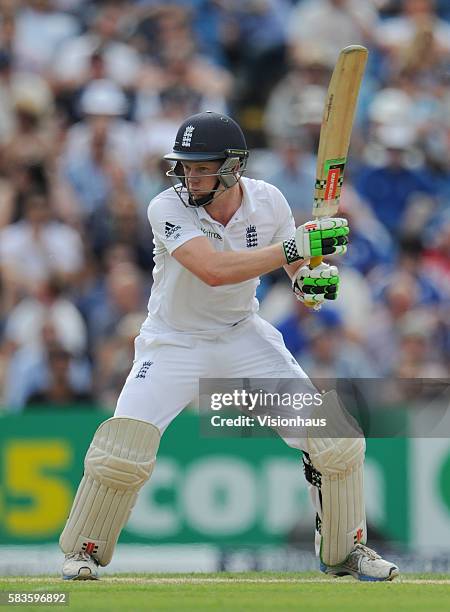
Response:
[309,255,323,269]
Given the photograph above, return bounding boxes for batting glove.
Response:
[292,262,340,307]
[282,218,349,264]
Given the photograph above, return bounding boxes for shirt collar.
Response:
[196,178,256,225]
[234,178,257,221]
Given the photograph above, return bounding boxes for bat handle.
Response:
[309,215,324,270]
[309,256,323,269]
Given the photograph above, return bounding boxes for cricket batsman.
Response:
[60,111,399,581]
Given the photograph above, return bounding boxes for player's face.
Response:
[182,161,222,198]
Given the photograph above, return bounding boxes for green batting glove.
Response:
[283,218,349,264]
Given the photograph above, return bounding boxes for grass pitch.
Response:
[1,573,450,611]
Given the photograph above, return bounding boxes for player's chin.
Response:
[190,190,210,200]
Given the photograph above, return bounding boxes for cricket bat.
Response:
[309,45,368,272]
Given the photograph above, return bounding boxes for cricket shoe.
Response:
[320,544,399,582]
[62,552,99,580]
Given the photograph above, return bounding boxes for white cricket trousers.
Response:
[114,314,316,448]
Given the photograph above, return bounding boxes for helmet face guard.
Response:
[165,150,249,208]
[163,111,249,208]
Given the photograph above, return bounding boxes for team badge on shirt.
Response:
[165,221,182,239]
[135,361,153,379]
[246,224,258,248]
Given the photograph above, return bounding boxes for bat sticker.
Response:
[315,157,346,202]
[324,158,346,201]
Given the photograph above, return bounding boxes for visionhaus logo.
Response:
[207,389,327,431]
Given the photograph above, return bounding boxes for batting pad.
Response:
[306,391,366,567]
[60,417,160,566]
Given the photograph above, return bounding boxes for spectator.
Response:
[3,319,91,411]
[0,192,84,311]
[25,345,94,409]
[422,216,450,299]
[52,1,141,96]
[95,312,144,411]
[134,6,233,121]
[276,301,338,359]
[86,262,147,342]
[338,184,395,274]
[64,78,140,172]
[265,136,316,222]
[355,122,437,236]
[298,310,378,379]
[92,191,154,272]
[0,71,55,169]
[13,0,80,75]
[264,50,331,142]
[0,8,16,56]
[2,276,88,355]
[62,80,140,233]
[364,270,440,375]
[394,312,448,378]
[376,0,450,71]
[330,261,375,338]
[221,0,290,96]
[288,0,378,68]
[0,51,16,144]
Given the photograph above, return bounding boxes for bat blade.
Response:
[309,44,368,272]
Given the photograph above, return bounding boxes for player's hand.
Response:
[282,218,349,264]
[297,218,349,258]
[292,262,340,307]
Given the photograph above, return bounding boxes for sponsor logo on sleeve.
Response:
[164,221,182,240]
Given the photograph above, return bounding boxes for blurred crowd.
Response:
[0,0,449,413]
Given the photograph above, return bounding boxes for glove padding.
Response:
[292,262,339,306]
[295,218,349,259]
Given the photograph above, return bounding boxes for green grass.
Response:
[1,573,450,612]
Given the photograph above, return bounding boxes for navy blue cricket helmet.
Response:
[164,111,249,207]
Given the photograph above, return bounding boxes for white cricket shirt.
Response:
[143,177,295,333]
